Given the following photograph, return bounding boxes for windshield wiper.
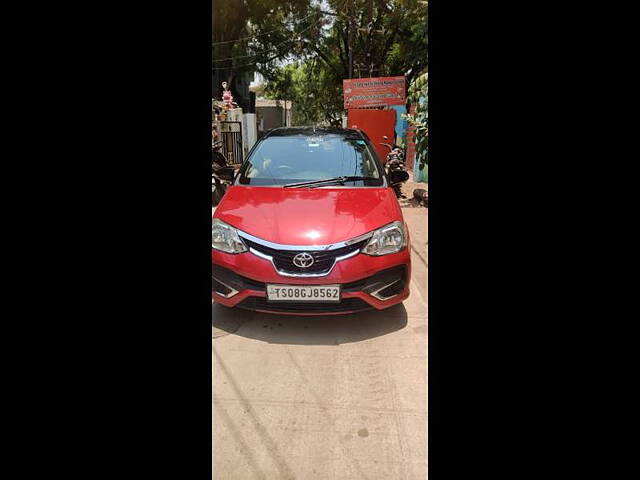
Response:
[283,176,374,188]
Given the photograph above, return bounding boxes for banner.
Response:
[343,76,406,109]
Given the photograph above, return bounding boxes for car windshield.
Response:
[237,133,384,187]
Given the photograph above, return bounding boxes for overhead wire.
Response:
[213,0,345,65]
[213,19,321,62]
[212,56,288,70]
[212,8,322,45]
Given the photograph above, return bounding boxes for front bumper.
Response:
[212,247,411,315]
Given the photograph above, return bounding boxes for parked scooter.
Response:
[212,140,234,206]
[380,136,409,198]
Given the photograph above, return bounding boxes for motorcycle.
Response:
[212,140,234,206]
[380,136,409,198]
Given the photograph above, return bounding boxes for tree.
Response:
[406,70,427,177]
[213,0,321,103]
[311,0,428,85]
[213,1,427,124]
[214,1,426,79]
[212,0,250,97]
[264,61,344,126]
[213,0,317,78]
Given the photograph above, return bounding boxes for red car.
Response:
[212,127,411,315]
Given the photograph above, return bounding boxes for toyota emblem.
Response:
[293,252,315,268]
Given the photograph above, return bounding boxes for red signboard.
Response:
[343,76,406,109]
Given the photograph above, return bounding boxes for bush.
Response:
[405,72,428,177]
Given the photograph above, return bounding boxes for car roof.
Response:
[263,127,365,139]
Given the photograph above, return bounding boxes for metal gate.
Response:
[219,121,243,166]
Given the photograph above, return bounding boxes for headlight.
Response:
[212,219,248,254]
[361,221,407,256]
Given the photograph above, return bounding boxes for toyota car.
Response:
[212,127,411,315]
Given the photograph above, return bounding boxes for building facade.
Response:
[255,99,293,135]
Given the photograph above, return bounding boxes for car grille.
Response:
[237,297,373,314]
[243,239,369,275]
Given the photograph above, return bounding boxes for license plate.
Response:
[266,284,341,302]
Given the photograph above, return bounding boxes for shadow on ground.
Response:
[212,302,408,345]
[399,197,428,208]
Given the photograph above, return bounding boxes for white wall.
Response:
[242,113,257,155]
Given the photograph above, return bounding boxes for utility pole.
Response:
[284,89,289,127]
[358,0,384,77]
[348,0,353,79]
[368,0,373,77]
[282,69,292,126]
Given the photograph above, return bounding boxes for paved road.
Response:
[213,197,427,479]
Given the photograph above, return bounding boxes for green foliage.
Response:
[213,0,322,77]
[405,71,428,172]
[265,61,344,125]
[214,1,427,127]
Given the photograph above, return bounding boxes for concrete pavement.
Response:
[212,194,428,479]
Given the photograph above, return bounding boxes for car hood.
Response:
[214,186,402,246]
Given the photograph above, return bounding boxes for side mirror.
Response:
[389,170,409,184]
[215,166,235,182]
